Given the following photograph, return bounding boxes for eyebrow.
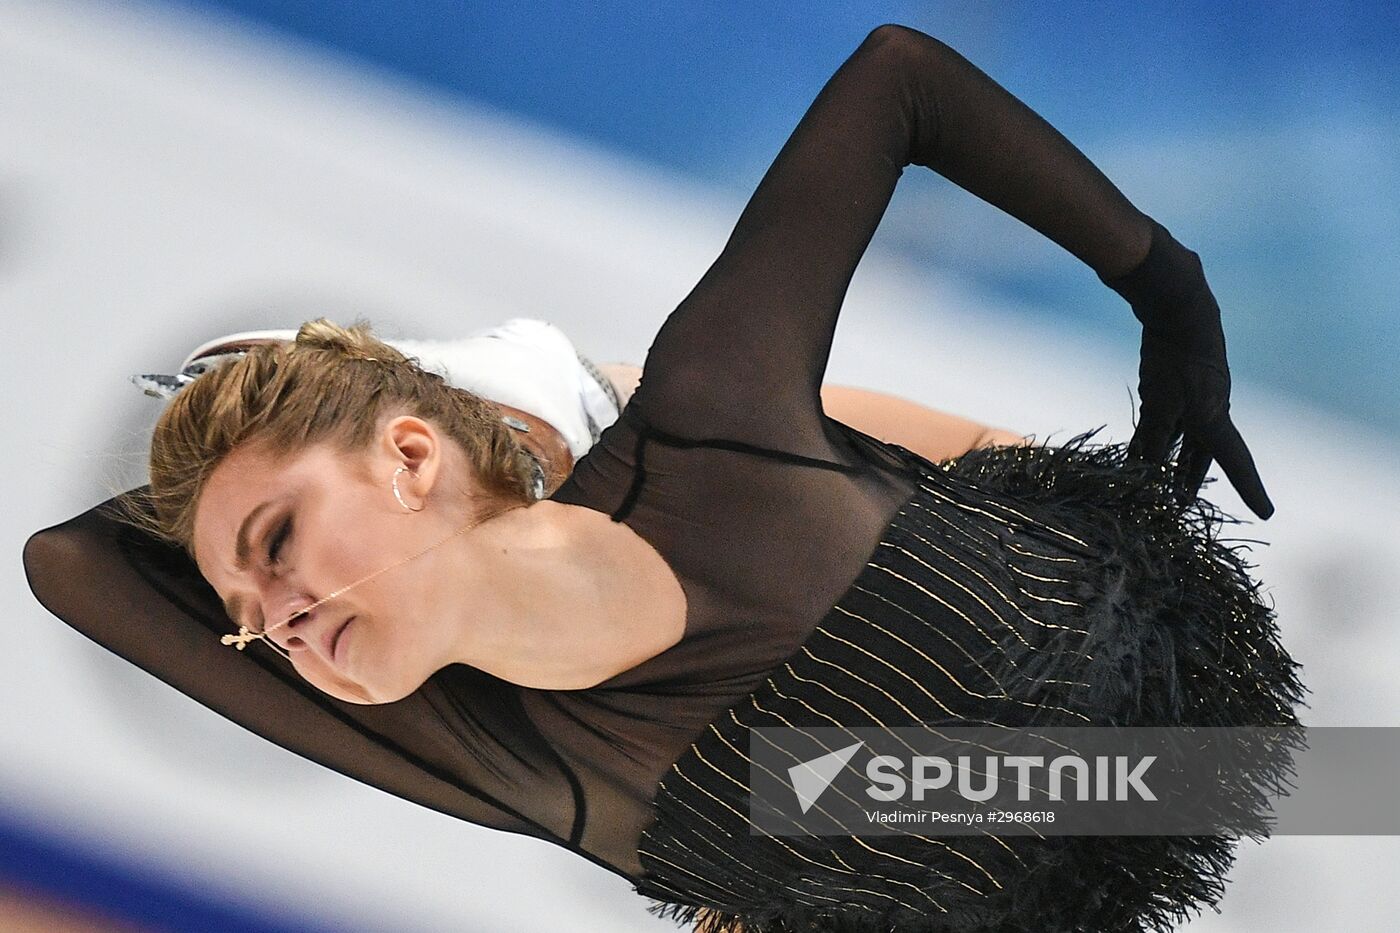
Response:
[222,500,274,629]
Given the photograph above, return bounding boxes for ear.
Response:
[379,415,442,501]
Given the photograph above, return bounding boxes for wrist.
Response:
[1098,218,1215,335]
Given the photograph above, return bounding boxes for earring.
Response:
[392,465,425,512]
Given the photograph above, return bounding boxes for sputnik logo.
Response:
[788,741,865,813]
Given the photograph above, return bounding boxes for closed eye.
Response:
[266,516,292,566]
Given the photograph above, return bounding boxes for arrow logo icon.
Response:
[788,741,864,813]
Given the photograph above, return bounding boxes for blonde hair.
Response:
[125,317,536,554]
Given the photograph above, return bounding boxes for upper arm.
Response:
[630,25,944,448]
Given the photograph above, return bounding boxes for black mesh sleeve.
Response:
[631,23,1153,454]
[21,494,592,866]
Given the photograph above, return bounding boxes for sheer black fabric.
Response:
[23,23,1288,918]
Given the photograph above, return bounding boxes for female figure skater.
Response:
[24,24,1304,933]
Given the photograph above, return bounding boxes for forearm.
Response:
[875,24,1155,280]
[602,363,1026,461]
[819,384,1029,461]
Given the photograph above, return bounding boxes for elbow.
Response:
[856,24,949,156]
[863,23,939,58]
[23,524,95,623]
[866,23,918,44]
[858,25,917,67]
[23,527,68,616]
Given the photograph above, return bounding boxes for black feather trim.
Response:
[634,427,1308,932]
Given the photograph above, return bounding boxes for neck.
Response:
[440,499,597,687]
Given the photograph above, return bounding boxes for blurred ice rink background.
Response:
[2,1,1397,930]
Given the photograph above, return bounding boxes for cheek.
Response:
[299,518,395,603]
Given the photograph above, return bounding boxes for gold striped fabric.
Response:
[632,438,1305,933]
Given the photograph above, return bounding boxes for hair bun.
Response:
[294,317,409,366]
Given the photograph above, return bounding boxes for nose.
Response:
[260,590,319,653]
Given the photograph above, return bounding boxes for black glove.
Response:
[1099,219,1274,520]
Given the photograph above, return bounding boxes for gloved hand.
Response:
[1099,219,1275,520]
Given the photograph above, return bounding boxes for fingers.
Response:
[1173,432,1214,505]
[1128,406,1182,464]
[1205,416,1275,520]
[1132,405,1274,520]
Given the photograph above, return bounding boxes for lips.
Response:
[331,617,353,664]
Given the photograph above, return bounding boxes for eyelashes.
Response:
[266,516,292,566]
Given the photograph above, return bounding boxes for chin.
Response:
[354,671,430,706]
[308,671,400,705]
[365,684,417,705]
[314,679,380,705]
[307,653,435,706]
[335,691,382,706]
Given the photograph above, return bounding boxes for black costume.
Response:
[23,25,1305,933]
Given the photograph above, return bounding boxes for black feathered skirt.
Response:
[632,428,1308,933]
